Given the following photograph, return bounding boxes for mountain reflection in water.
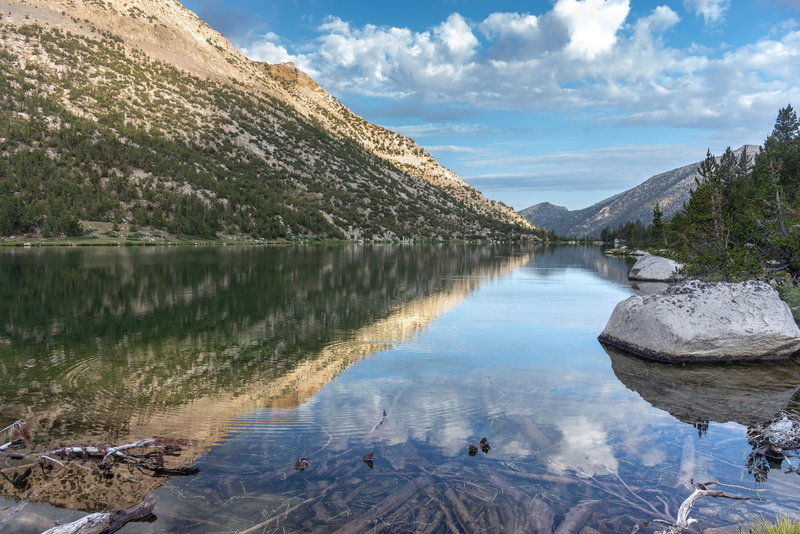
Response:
[2,245,800,533]
[0,245,529,517]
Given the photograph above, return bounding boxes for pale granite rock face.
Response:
[599,280,800,362]
[628,254,684,282]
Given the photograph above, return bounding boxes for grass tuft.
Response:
[744,515,800,534]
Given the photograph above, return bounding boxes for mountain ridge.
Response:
[519,145,760,237]
[0,0,534,240]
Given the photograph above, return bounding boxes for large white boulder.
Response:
[599,280,800,362]
[628,254,684,282]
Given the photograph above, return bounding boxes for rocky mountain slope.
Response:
[519,145,759,237]
[0,0,535,240]
[518,202,569,231]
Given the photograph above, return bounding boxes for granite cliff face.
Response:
[520,146,759,237]
[0,0,534,239]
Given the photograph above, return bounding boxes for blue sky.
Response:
[182,0,800,210]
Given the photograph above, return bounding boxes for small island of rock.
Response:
[599,280,800,362]
[627,254,684,282]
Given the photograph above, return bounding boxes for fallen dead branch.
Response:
[40,495,156,534]
[41,437,198,476]
[652,481,762,534]
[0,421,32,459]
[0,428,198,529]
[0,439,25,459]
[365,410,388,438]
[0,421,25,436]
[45,437,191,462]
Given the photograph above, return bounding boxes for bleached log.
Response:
[0,439,24,459]
[0,421,23,435]
[653,482,760,534]
[46,438,158,461]
[40,496,155,534]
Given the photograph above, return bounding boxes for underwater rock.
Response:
[293,458,311,471]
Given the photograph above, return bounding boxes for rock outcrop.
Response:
[599,280,800,362]
[628,255,684,282]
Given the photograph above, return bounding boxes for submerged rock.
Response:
[599,280,800,362]
[603,344,800,426]
[628,254,684,282]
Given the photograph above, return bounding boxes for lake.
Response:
[1,245,799,533]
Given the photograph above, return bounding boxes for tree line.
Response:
[601,105,800,283]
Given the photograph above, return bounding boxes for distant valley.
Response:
[519,145,759,238]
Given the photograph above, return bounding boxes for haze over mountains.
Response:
[519,145,760,238]
[0,0,536,241]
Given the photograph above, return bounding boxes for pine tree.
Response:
[772,105,799,145]
[677,150,733,278]
[718,146,738,199]
[736,146,752,180]
[652,202,666,246]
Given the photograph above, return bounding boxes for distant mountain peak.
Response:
[519,145,760,237]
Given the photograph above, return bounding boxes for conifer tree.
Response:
[652,202,666,246]
[736,146,752,180]
[772,105,799,144]
[677,150,734,277]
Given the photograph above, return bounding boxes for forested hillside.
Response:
[0,2,537,241]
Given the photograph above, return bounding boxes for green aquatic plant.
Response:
[745,515,800,534]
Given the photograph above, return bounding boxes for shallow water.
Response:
[1,245,799,533]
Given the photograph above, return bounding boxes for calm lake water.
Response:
[1,245,799,533]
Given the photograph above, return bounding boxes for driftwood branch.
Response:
[365,410,388,438]
[40,495,156,534]
[41,437,198,476]
[0,421,24,436]
[0,439,25,459]
[46,438,161,462]
[653,481,762,534]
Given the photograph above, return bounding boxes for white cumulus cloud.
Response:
[234,3,800,133]
[552,0,630,60]
[304,14,479,97]
[237,32,315,75]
